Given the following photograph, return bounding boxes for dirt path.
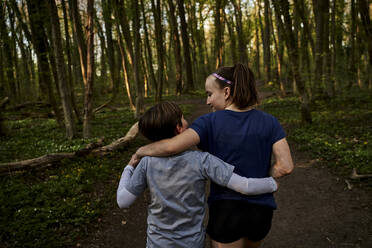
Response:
[77,97,372,248]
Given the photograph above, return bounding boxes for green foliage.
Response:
[0,101,194,247]
[260,89,372,176]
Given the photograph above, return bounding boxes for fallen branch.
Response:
[0,122,139,175]
[350,168,372,179]
[1,97,9,108]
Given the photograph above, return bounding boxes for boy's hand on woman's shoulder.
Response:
[128,154,141,167]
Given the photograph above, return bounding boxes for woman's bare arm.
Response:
[135,128,200,158]
[271,138,294,178]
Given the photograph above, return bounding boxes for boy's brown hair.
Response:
[139,101,183,142]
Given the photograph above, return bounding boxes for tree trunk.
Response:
[322,0,334,97]
[48,0,77,139]
[214,0,224,69]
[254,1,261,79]
[116,22,136,110]
[232,0,248,65]
[263,0,271,82]
[167,0,183,95]
[0,5,17,103]
[177,0,194,92]
[225,13,238,64]
[26,0,64,127]
[61,0,81,123]
[151,0,165,102]
[132,0,144,117]
[358,0,372,68]
[273,0,312,123]
[102,0,119,103]
[83,0,95,138]
[140,0,157,94]
[68,0,87,85]
[271,7,286,96]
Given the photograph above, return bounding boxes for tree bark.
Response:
[254,1,261,79]
[0,5,17,103]
[232,0,248,65]
[151,0,165,102]
[68,0,87,84]
[133,0,144,117]
[214,0,224,69]
[83,0,95,138]
[140,0,157,95]
[116,22,136,110]
[102,0,119,103]
[167,0,183,95]
[177,0,194,92]
[263,0,271,82]
[358,0,372,67]
[48,0,77,139]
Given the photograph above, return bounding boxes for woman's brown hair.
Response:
[213,63,258,109]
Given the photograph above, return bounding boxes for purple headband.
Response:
[212,73,232,85]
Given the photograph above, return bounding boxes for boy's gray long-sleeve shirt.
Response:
[117,150,277,248]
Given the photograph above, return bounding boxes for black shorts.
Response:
[206,200,273,243]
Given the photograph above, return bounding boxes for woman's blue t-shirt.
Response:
[190,109,286,209]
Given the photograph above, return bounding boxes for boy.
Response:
[117,101,277,248]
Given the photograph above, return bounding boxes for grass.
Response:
[0,99,193,247]
[260,88,372,177]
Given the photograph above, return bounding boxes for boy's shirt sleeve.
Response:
[199,152,234,186]
[117,159,148,208]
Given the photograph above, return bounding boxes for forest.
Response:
[0,0,371,247]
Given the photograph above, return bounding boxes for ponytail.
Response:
[213,63,258,109]
[232,63,258,109]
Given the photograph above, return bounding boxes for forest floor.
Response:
[76,95,372,248]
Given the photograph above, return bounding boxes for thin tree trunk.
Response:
[0,6,17,103]
[116,23,135,110]
[348,0,357,89]
[61,0,81,123]
[102,0,119,103]
[232,0,248,65]
[83,0,95,138]
[177,0,194,92]
[132,0,144,117]
[151,0,165,102]
[214,0,223,69]
[167,0,183,95]
[358,0,372,68]
[263,0,271,82]
[68,0,87,85]
[254,1,261,79]
[48,0,76,139]
[271,7,286,96]
[140,0,157,94]
[225,13,237,64]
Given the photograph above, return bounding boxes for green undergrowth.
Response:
[260,89,372,178]
[0,100,193,247]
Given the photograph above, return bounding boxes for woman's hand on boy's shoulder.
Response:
[128,153,141,167]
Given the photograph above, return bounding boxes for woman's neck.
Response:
[225,103,254,112]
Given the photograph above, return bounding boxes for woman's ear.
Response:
[223,86,231,100]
